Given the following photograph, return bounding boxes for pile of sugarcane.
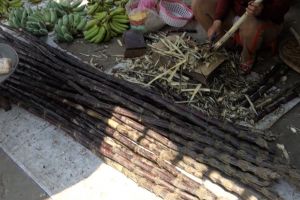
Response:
[1,25,300,200]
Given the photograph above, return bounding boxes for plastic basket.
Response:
[159,0,193,27]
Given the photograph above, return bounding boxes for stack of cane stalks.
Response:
[1,26,300,200]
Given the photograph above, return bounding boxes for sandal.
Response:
[240,59,255,74]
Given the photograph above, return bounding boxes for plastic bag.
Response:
[138,0,156,10]
[126,0,165,33]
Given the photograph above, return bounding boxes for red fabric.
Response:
[214,0,290,24]
[233,24,278,55]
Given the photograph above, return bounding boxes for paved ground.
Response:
[0,107,162,200]
[0,149,49,200]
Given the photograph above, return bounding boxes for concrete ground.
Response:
[1,1,300,200]
[0,149,48,200]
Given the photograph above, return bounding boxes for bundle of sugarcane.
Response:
[1,25,300,200]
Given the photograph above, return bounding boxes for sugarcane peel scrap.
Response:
[111,34,275,125]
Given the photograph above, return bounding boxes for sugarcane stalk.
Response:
[7,81,278,199]
[255,82,300,110]
[9,65,274,167]
[255,92,298,121]
[240,67,289,107]
[4,80,276,199]
[234,64,282,105]
[7,87,207,200]
[0,26,290,199]
[19,102,197,200]
[110,110,277,172]
[5,84,216,200]
[0,26,271,150]
[5,57,278,194]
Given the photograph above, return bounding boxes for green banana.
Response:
[9,0,23,8]
[84,18,99,30]
[1,0,23,17]
[61,25,69,35]
[27,15,41,23]
[71,0,82,9]
[58,18,63,27]
[89,26,101,43]
[50,8,57,24]
[84,25,99,40]
[112,17,129,24]
[60,0,71,9]
[68,13,74,27]
[73,5,85,12]
[76,17,87,31]
[47,0,84,15]
[110,21,123,34]
[112,14,129,20]
[111,30,118,37]
[39,28,48,35]
[20,9,28,27]
[94,26,106,43]
[54,24,64,39]
[26,7,33,15]
[109,7,125,17]
[94,11,108,21]
[44,9,51,22]
[62,15,69,26]
[113,21,129,29]
[87,3,99,15]
[26,21,40,29]
[103,23,111,42]
[73,14,81,26]
[63,33,74,42]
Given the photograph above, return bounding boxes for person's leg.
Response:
[238,16,282,73]
[191,0,217,31]
[192,0,234,39]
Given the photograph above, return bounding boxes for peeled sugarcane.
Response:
[212,0,264,50]
[15,102,197,200]
[3,80,215,200]
[3,68,278,198]
[4,85,206,200]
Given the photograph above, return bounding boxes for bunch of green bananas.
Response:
[87,0,128,16]
[84,7,129,43]
[54,13,87,42]
[0,0,23,18]
[28,0,42,4]
[47,0,86,17]
[8,8,32,29]
[39,8,58,29]
[8,8,59,36]
[25,9,54,36]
